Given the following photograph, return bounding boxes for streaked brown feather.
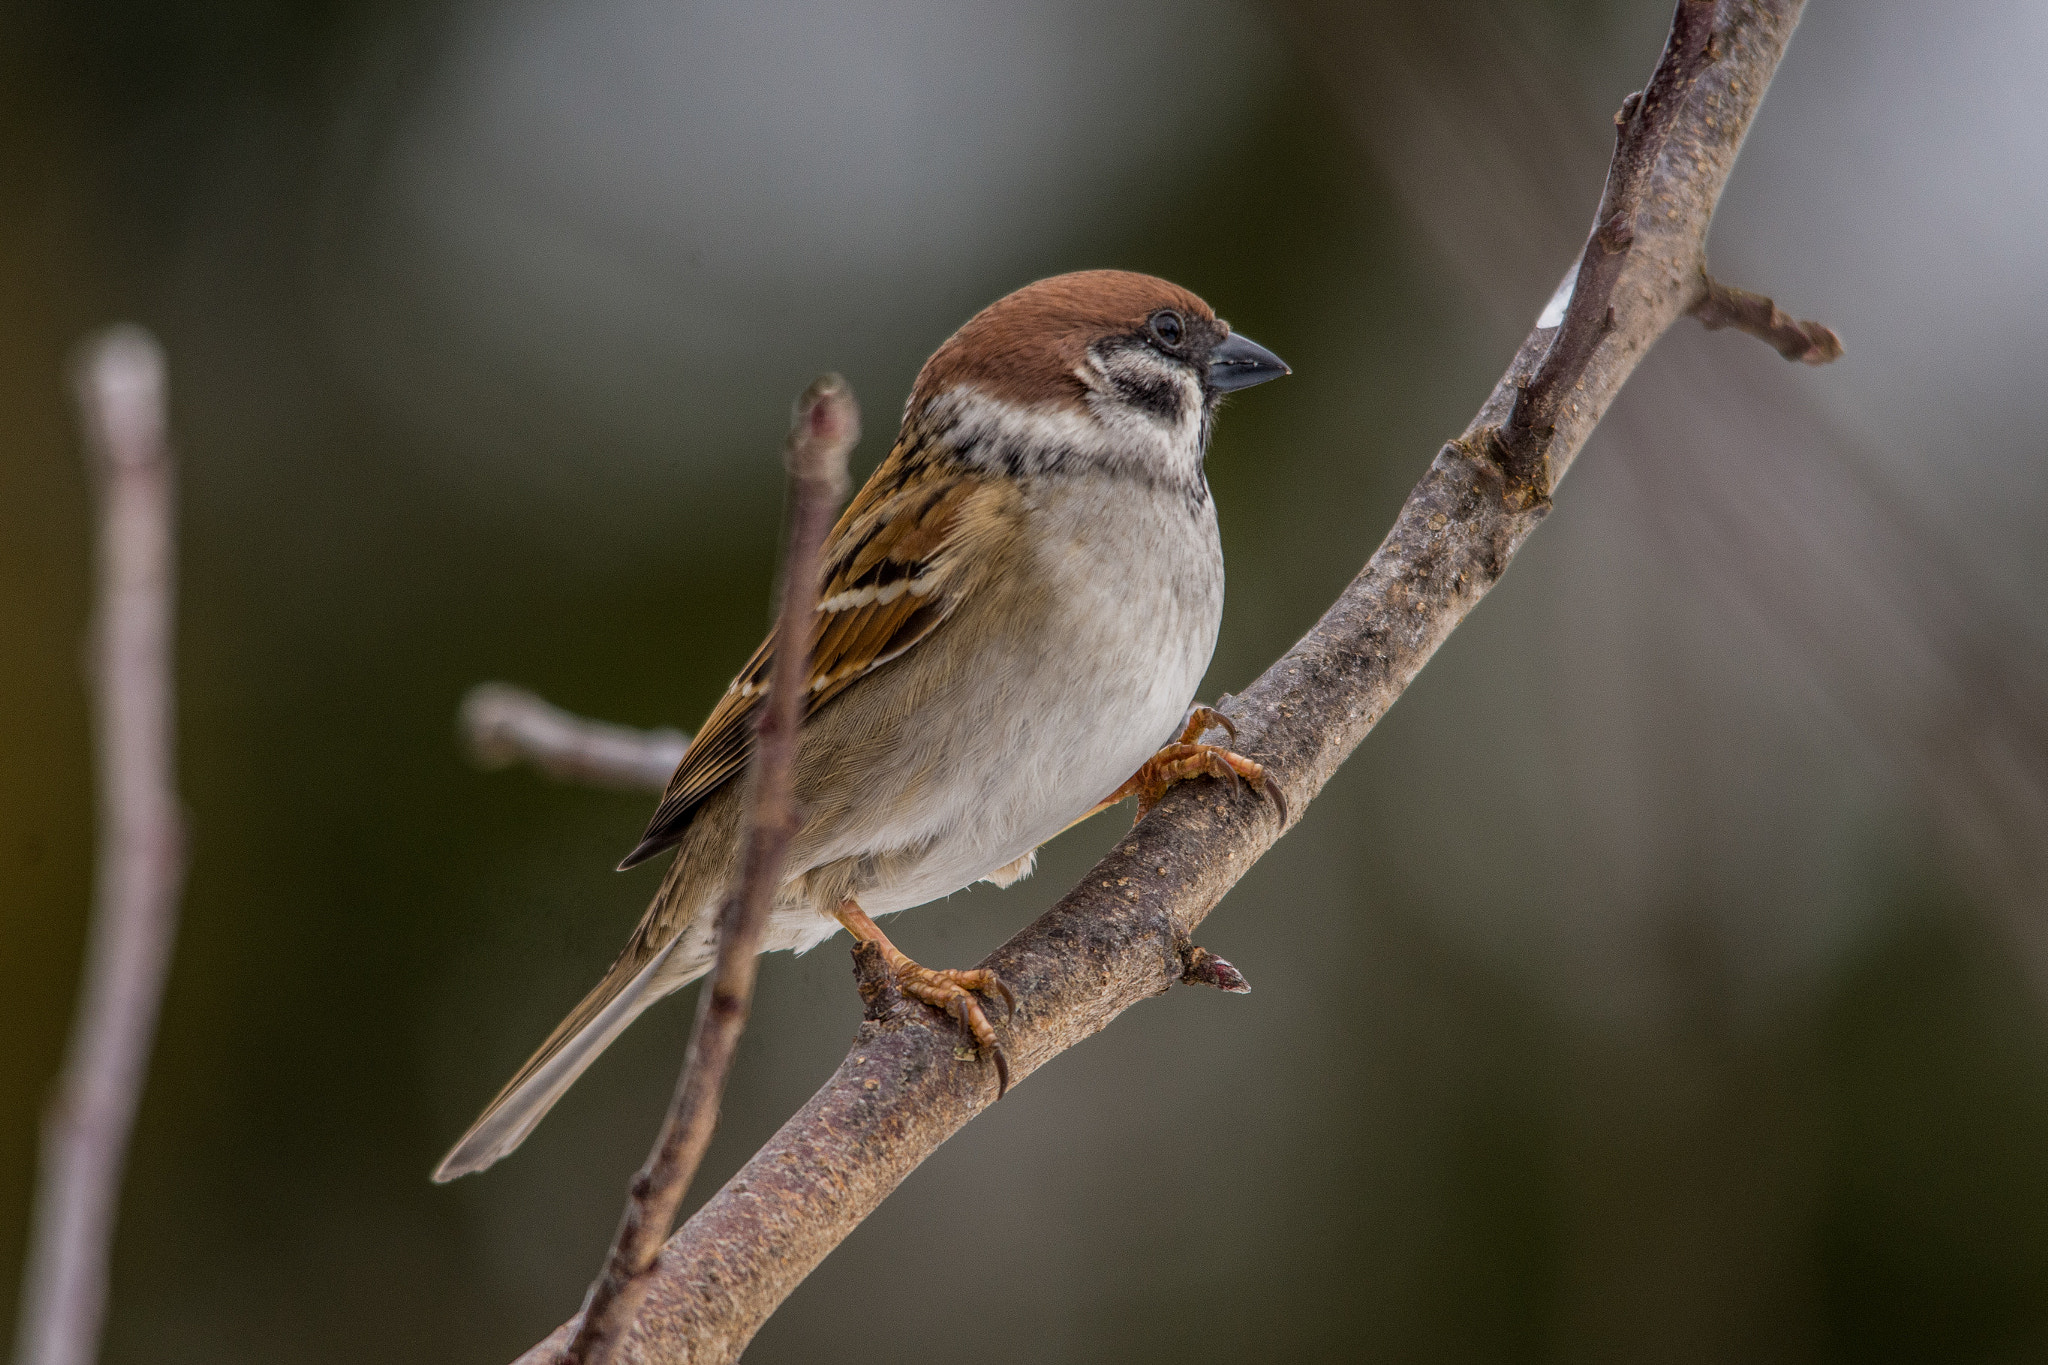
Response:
[617,429,991,869]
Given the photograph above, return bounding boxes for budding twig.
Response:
[15,328,186,1365]
[560,376,857,1365]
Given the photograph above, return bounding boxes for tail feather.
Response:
[434,931,700,1182]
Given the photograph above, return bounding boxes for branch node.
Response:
[1597,209,1636,253]
[1180,945,1252,994]
[1503,379,1534,434]
[1473,424,1554,514]
[851,940,903,1022]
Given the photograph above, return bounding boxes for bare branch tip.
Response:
[74,323,169,474]
[458,681,535,769]
[565,368,852,1365]
[787,373,861,485]
[1690,275,1845,366]
[454,682,687,791]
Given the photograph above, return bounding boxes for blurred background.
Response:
[6,0,2048,1359]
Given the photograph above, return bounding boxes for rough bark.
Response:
[514,3,1823,1358]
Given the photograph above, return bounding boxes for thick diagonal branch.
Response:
[14,328,186,1365]
[513,4,1828,1359]
[560,379,857,1365]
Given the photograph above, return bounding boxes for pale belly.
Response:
[777,477,1223,940]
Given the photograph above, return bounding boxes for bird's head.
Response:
[908,270,1289,493]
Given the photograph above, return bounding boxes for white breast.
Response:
[849,474,1223,917]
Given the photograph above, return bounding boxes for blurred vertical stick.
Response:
[14,328,186,1365]
[561,376,856,1365]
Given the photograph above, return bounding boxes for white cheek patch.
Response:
[929,386,1209,501]
[1072,352,1110,395]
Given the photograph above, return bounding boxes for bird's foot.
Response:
[836,902,1015,1096]
[891,960,1015,1087]
[1119,706,1288,824]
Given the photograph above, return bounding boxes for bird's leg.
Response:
[833,901,1016,1096]
[1082,705,1288,826]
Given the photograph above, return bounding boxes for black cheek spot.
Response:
[1114,371,1185,422]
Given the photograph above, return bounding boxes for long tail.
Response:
[433,919,710,1182]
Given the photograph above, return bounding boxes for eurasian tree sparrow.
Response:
[435,270,1289,1182]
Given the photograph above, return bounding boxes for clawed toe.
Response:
[1131,741,1287,824]
[1260,772,1288,826]
[1182,704,1238,745]
[1105,705,1288,826]
[834,901,1014,1098]
[892,963,1015,1098]
[1067,704,1285,835]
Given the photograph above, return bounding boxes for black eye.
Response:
[1147,309,1185,348]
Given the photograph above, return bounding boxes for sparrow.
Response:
[434,269,1289,1182]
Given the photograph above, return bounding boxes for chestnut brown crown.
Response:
[910,269,1226,414]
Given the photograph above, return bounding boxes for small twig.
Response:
[561,377,857,1365]
[14,328,186,1365]
[1690,273,1844,364]
[459,683,687,793]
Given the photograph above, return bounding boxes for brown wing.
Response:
[616,438,989,870]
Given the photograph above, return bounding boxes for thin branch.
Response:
[459,683,687,793]
[561,378,858,1365]
[1690,272,1845,363]
[14,328,186,1365]
[513,4,1829,1358]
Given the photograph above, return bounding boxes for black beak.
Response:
[1207,331,1291,393]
